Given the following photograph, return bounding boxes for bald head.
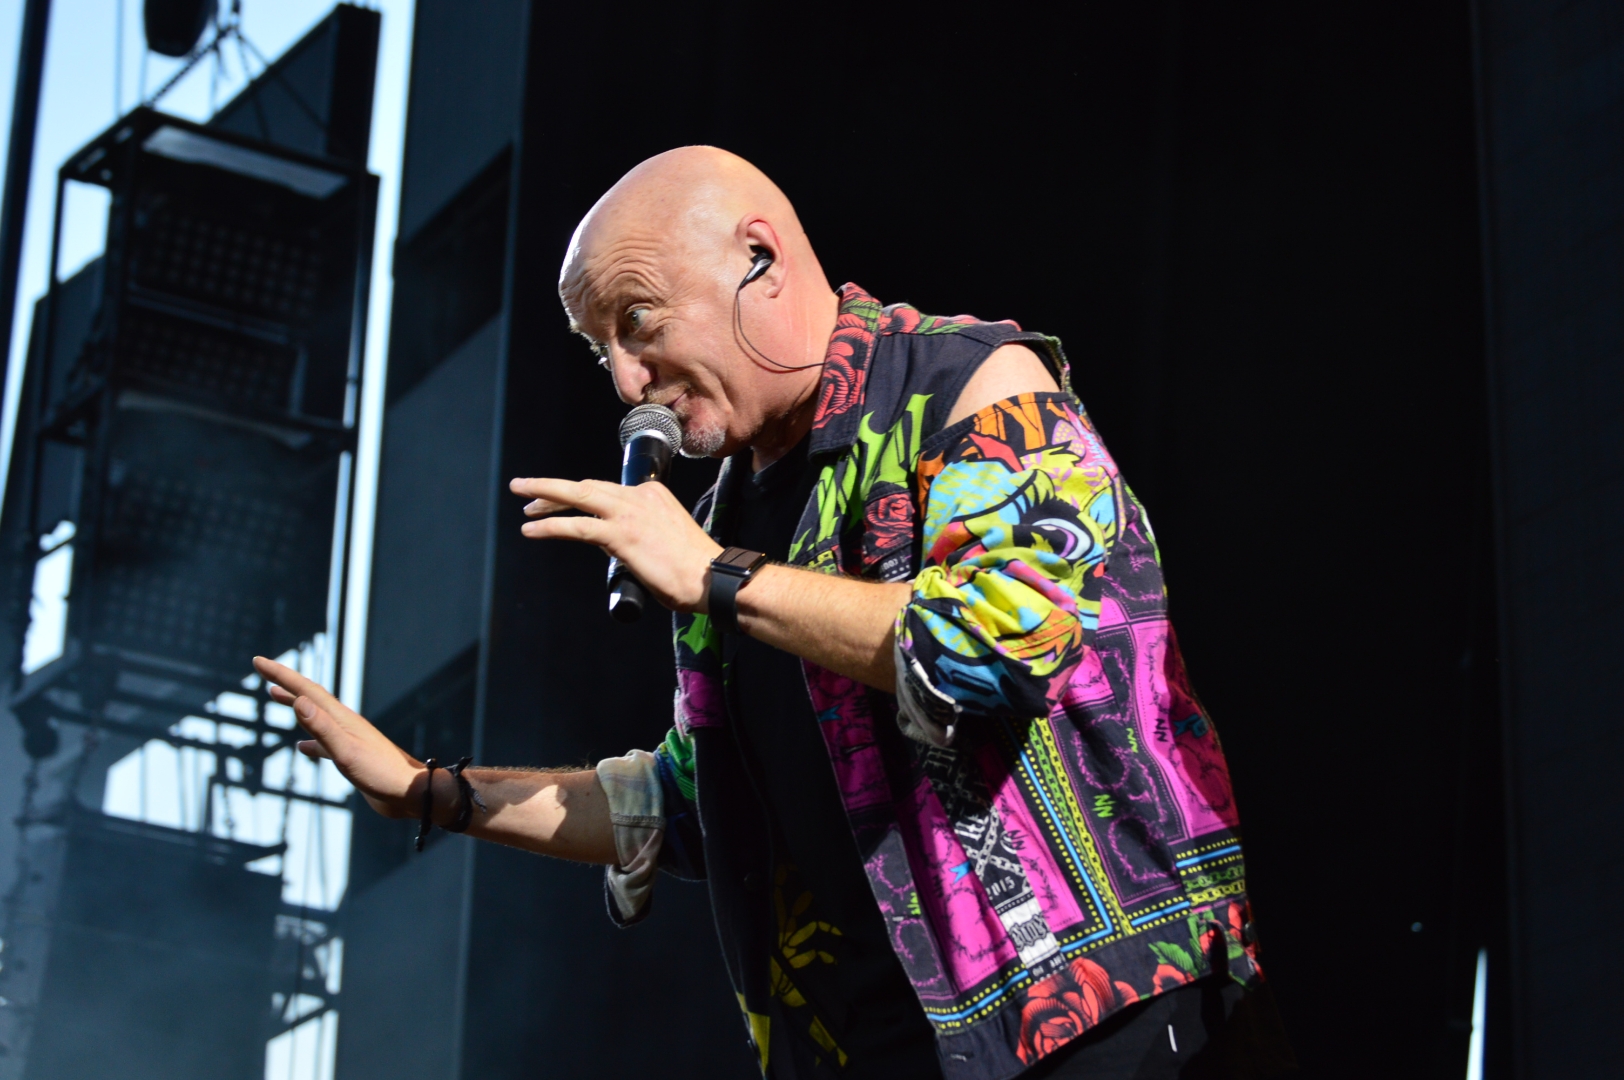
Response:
[561,147,805,309]
[558,147,837,461]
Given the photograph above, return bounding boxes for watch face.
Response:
[717,547,766,573]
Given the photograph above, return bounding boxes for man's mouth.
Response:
[647,387,689,417]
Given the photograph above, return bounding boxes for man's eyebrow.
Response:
[568,323,606,355]
[564,272,654,344]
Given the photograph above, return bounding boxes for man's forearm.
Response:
[419,765,617,865]
[251,655,620,865]
[732,565,910,692]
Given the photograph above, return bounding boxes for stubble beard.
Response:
[646,382,727,459]
[678,418,726,459]
[669,395,726,458]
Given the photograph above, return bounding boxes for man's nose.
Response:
[608,349,651,405]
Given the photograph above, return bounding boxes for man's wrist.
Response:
[708,547,770,633]
[434,768,462,828]
[404,766,464,828]
[684,542,725,614]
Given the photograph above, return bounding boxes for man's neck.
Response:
[749,379,818,472]
[748,286,840,472]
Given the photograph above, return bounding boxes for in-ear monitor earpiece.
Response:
[732,247,821,371]
[740,250,773,289]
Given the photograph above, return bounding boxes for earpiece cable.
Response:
[734,261,824,372]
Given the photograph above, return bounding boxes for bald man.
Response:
[256,148,1290,1079]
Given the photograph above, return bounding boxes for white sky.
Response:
[0,0,414,711]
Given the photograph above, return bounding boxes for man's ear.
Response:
[739,218,787,297]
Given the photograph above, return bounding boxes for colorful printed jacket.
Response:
[642,284,1261,1080]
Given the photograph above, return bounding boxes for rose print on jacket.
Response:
[1016,956,1140,1064]
[862,489,915,568]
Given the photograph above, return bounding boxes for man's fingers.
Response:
[522,497,569,517]
[296,739,332,761]
[252,661,423,814]
[520,515,610,544]
[254,656,320,700]
[291,696,351,749]
[254,656,353,725]
[509,477,622,517]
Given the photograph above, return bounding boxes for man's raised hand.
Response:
[252,655,423,820]
[509,476,722,613]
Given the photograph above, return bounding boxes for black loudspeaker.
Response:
[11,107,374,747]
[144,0,217,58]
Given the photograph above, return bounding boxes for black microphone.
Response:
[607,403,683,622]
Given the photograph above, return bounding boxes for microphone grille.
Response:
[618,403,683,450]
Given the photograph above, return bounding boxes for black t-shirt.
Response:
[724,433,942,1079]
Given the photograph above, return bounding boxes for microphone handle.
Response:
[607,567,648,623]
[607,434,673,622]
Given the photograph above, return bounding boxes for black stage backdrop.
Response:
[361,3,1507,1078]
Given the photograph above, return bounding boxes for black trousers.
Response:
[1023,977,1298,1080]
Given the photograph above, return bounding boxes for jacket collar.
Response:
[808,282,885,456]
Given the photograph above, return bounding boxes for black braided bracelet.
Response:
[414,757,441,852]
[414,756,489,851]
[443,756,489,833]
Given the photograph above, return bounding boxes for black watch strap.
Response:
[709,547,768,634]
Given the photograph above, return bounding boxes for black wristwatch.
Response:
[708,546,769,634]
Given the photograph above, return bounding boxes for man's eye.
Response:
[627,308,647,331]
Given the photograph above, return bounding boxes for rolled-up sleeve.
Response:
[594,727,708,926]
[894,393,1120,745]
[596,749,665,925]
